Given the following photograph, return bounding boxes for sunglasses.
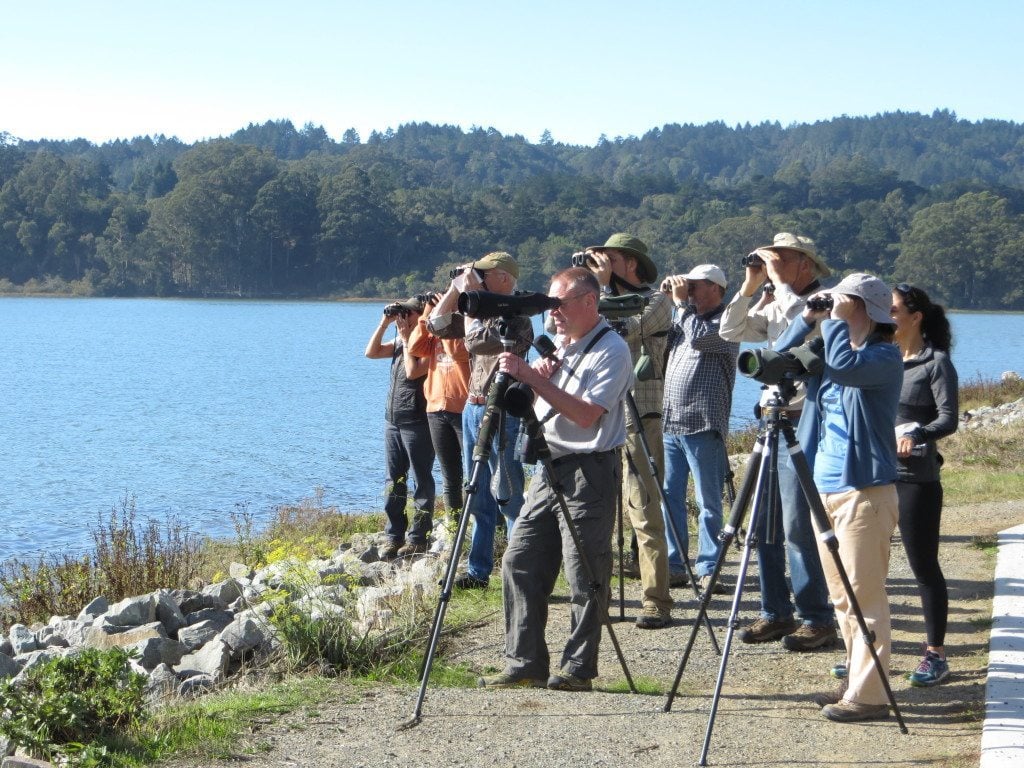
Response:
[894,282,921,312]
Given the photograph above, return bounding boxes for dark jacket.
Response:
[385,342,427,425]
[897,344,959,483]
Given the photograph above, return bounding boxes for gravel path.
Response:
[164,499,1021,768]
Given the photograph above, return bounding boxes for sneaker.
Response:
[379,541,400,560]
[454,573,489,590]
[699,575,729,595]
[397,541,429,557]
[547,670,593,692]
[478,672,547,689]
[782,623,839,651]
[739,616,799,644]
[811,679,848,707]
[635,606,671,630]
[668,570,689,588]
[821,700,889,723]
[830,662,848,680]
[908,650,950,687]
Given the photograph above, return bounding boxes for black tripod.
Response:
[620,391,721,653]
[663,382,907,765]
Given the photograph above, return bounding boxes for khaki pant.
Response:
[817,485,899,706]
[622,416,672,613]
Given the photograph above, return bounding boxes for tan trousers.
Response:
[622,417,672,613]
[817,485,899,706]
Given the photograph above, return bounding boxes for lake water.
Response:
[2,297,1022,561]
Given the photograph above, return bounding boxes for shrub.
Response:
[0,647,147,766]
[0,553,96,627]
[91,494,204,599]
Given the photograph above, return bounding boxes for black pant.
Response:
[428,410,464,512]
[896,480,948,647]
[384,420,436,544]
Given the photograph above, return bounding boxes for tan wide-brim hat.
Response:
[588,233,658,284]
[759,232,831,278]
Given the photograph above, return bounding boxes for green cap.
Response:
[589,233,658,283]
[473,251,519,279]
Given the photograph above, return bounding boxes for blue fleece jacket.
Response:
[776,316,903,490]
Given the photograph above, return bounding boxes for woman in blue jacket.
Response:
[777,273,903,723]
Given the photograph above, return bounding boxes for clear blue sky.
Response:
[3,1,1022,146]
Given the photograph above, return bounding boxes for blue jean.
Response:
[662,430,725,578]
[462,403,525,580]
[754,446,833,625]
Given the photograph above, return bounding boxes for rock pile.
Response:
[962,395,1024,431]
[0,526,450,703]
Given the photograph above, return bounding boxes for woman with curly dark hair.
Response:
[891,283,959,687]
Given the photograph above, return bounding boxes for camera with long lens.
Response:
[806,294,834,312]
[458,290,561,319]
[570,251,598,269]
[740,252,764,267]
[738,338,824,385]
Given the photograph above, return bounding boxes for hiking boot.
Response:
[908,650,950,687]
[454,573,489,590]
[739,616,800,644]
[635,606,671,630]
[668,570,689,588]
[699,575,729,595]
[478,672,546,689]
[379,541,400,560]
[811,679,848,707]
[782,623,839,651]
[547,670,593,692]
[830,662,848,680]
[397,541,429,557]
[821,700,889,723]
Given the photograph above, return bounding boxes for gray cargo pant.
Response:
[501,449,619,681]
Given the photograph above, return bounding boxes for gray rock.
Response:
[145,663,180,702]
[2,754,54,767]
[35,625,69,648]
[177,620,219,651]
[202,578,244,605]
[134,636,188,670]
[177,640,230,681]
[104,594,156,627]
[177,673,216,698]
[84,621,167,650]
[153,589,187,635]
[173,589,226,614]
[8,625,38,655]
[184,608,233,631]
[76,595,108,621]
[228,562,254,581]
[0,638,12,657]
[218,616,267,658]
[13,649,64,681]
[0,652,20,679]
[359,561,393,586]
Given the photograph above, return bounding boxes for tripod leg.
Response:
[664,434,764,711]
[616,470,625,621]
[785,429,908,734]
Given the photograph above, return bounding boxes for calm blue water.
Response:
[1,297,1021,560]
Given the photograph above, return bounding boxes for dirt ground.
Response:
[163,499,1022,768]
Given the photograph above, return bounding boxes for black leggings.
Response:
[896,480,948,648]
[428,410,464,512]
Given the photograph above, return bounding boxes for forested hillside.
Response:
[2,110,1023,309]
